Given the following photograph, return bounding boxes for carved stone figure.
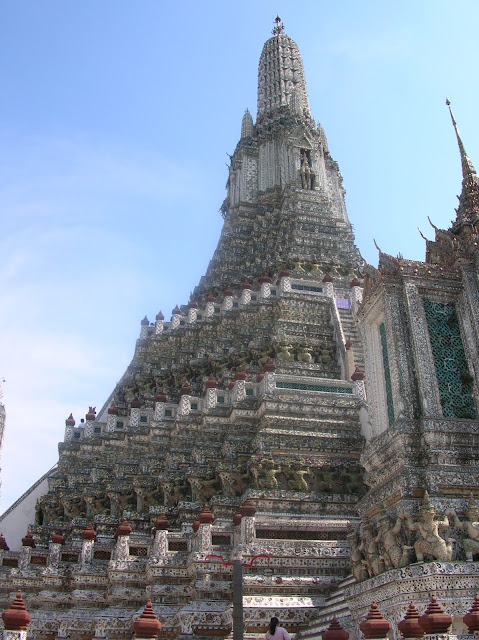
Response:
[447,496,479,561]
[297,346,313,363]
[286,461,310,491]
[347,527,368,582]
[218,470,237,496]
[300,154,312,190]
[375,511,410,569]
[402,492,452,562]
[258,458,280,489]
[358,519,384,577]
[276,339,294,361]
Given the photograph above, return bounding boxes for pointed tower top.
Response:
[446,99,479,232]
[257,26,310,123]
[241,108,254,139]
[272,16,285,36]
[446,98,477,181]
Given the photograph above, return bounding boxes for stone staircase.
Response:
[296,574,356,640]
[338,307,364,373]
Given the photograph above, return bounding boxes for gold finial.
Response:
[272,16,285,36]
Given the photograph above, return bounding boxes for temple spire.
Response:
[446,98,477,181]
[257,26,310,123]
[272,16,285,36]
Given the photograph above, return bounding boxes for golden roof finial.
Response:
[272,16,285,36]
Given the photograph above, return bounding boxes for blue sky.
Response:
[1,1,478,516]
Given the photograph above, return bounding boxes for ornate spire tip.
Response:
[272,16,285,36]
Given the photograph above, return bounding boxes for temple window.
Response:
[423,299,476,419]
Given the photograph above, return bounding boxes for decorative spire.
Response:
[418,595,452,635]
[198,504,215,524]
[133,600,161,639]
[463,593,479,633]
[2,591,31,631]
[22,530,35,548]
[154,512,169,531]
[322,617,349,640]
[239,498,257,517]
[446,99,479,231]
[83,522,97,540]
[446,99,477,181]
[115,517,132,539]
[0,533,9,551]
[272,16,284,35]
[397,602,424,639]
[257,24,310,122]
[359,602,392,640]
[241,109,254,139]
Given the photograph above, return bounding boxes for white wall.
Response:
[0,470,53,551]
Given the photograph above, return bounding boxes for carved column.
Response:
[48,531,64,569]
[259,361,276,396]
[178,395,190,416]
[151,513,169,560]
[140,316,149,339]
[204,293,215,318]
[240,499,256,545]
[278,270,291,295]
[323,279,334,299]
[204,375,218,410]
[231,367,247,404]
[384,291,417,420]
[232,380,246,404]
[404,281,442,416]
[113,518,131,561]
[84,407,96,439]
[259,274,271,300]
[19,530,34,571]
[81,523,97,565]
[351,284,363,313]
[106,402,118,432]
[64,414,75,442]
[154,390,166,421]
[130,397,141,428]
[197,505,214,554]
[170,305,182,330]
[155,311,164,334]
[222,287,234,311]
[187,301,198,324]
[240,280,252,305]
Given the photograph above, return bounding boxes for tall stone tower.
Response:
[1,19,478,640]
[0,20,369,639]
[197,18,361,294]
[0,20,366,640]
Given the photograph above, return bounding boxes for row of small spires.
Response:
[64,362,273,425]
[140,272,362,326]
[9,499,257,549]
[65,358,365,426]
[0,591,161,636]
[3,589,479,639]
[324,595,479,639]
